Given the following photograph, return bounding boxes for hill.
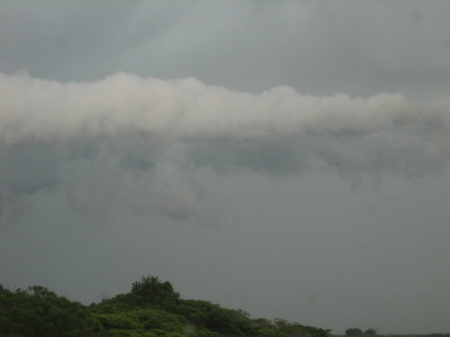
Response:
[0,275,331,337]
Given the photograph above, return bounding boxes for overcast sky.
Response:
[1,1,450,334]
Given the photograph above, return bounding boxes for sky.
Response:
[1,1,450,334]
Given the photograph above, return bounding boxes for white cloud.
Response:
[1,72,449,174]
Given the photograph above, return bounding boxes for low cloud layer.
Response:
[2,72,449,168]
[1,72,449,223]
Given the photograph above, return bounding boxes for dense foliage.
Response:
[0,276,332,337]
[0,285,103,336]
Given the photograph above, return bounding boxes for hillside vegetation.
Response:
[0,275,331,337]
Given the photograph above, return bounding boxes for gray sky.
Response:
[1,1,450,334]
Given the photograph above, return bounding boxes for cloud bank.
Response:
[1,72,449,223]
[1,72,449,142]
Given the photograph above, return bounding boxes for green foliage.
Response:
[251,317,276,329]
[92,293,147,313]
[96,313,142,330]
[131,276,180,308]
[134,309,187,331]
[106,329,143,337]
[191,327,220,337]
[364,329,377,335]
[92,309,190,337]
[0,275,332,337]
[0,284,103,337]
[346,328,364,336]
[169,299,254,336]
[255,327,287,337]
[273,318,331,337]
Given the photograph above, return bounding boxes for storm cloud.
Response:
[2,72,449,222]
[2,72,449,170]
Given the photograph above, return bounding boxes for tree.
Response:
[1,276,332,337]
[273,318,330,337]
[251,318,276,330]
[364,329,377,335]
[0,284,104,336]
[346,328,363,336]
[131,275,180,307]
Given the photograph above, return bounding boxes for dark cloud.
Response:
[2,143,59,195]
[1,73,449,226]
[0,143,60,224]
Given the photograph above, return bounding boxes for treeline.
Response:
[0,275,331,337]
[345,329,377,336]
[344,329,450,337]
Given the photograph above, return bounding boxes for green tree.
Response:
[1,276,332,337]
[346,328,363,336]
[131,276,180,308]
[0,284,104,336]
[364,329,377,335]
[251,317,276,330]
